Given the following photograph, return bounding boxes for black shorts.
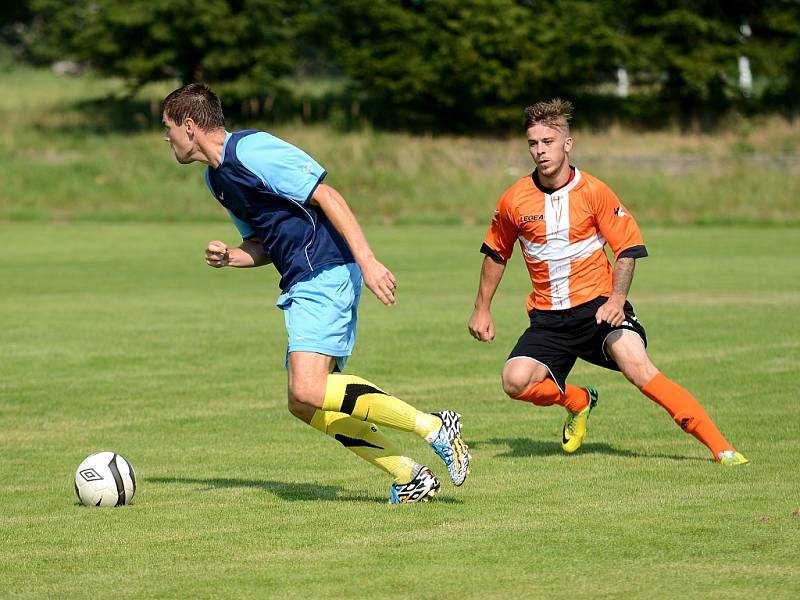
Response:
[507,296,647,393]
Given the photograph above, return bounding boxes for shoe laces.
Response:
[565,411,579,435]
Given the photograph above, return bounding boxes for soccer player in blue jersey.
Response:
[162,83,469,503]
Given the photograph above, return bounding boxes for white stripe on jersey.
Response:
[546,188,572,309]
[516,169,604,309]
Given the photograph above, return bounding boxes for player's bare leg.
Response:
[502,357,598,452]
[311,361,469,487]
[286,352,440,501]
[502,357,549,398]
[606,330,748,464]
[603,330,657,388]
[287,352,468,493]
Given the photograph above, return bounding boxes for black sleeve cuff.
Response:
[618,245,648,259]
[480,243,507,264]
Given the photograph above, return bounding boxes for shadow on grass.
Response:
[146,476,463,504]
[474,438,707,462]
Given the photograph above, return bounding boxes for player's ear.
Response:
[563,137,573,153]
[184,117,196,137]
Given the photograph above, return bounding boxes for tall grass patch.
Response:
[2,67,800,225]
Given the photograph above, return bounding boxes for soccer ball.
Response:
[74,452,136,507]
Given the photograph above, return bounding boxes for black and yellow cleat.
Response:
[561,386,598,454]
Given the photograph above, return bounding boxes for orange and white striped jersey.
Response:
[482,168,647,312]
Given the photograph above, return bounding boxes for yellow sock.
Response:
[322,374,441,439]
[415,413,442,441]
[310,410,416,483]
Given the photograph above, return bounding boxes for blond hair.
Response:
[523,98,573,134]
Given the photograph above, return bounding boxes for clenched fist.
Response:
[205,240,229,268]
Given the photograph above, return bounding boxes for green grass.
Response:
[1,223,799,598]
[2,66,800,225]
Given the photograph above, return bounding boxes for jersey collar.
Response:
[217,131,232,167]
[531,166,581,194]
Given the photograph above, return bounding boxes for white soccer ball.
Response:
[74,452,136,507]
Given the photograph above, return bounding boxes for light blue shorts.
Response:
[276,262,362,371]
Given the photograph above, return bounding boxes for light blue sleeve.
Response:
[204,168,256,239]
[236,132,326,205]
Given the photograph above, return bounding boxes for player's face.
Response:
[526,124,572,177]
[162,113,194,164]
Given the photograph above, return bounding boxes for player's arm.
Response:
[595,257,635,326]
[592,183,647,326]
[205,238,272,268]
[468,252,507,342]
[310,183,397,306]
[470,190,517,342]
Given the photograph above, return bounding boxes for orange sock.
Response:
[641,373,732,458]
[515,380,589,412]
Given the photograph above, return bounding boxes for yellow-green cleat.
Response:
[561,386,599,454]
[718,450,750,465]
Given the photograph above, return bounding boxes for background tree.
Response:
[31,0,297,102]
[1,0,40,65]
[756,0,800,115]
[306,0,628,131]
[623,0,762,128]
[6,0,800,129]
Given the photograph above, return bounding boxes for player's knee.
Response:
[287,382,323,409]
[619,359,659,389]
[287,395,317,424]
[502,377,526,398]
[287,396,306,419]
[501,366,544,399]
[502,360,548,399]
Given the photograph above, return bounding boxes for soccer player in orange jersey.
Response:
[467,98,748,465]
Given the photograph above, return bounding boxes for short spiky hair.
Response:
[163,83,225,131]
[523,98,573,134]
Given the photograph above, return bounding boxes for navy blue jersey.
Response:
[205,130,354,291]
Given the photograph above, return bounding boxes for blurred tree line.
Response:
[2,0,799,131]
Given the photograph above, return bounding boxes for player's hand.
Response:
[360,257,397,305]
[205,240,230,268]
[595,297,626,326]
[468,308,495,342]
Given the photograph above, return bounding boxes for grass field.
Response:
[1,223,799,598]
